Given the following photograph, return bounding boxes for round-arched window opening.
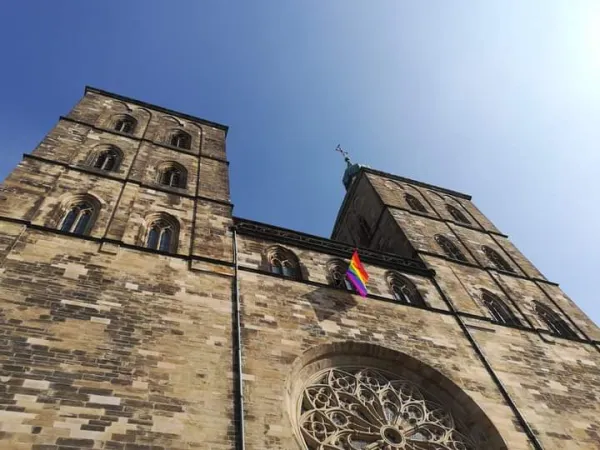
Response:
[286,343,508,450]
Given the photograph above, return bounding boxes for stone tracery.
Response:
[298,368,478,450]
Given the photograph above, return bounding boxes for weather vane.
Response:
[335,144,352,165]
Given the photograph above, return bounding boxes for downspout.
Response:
[231,226,246,450]
[432,270,545,450]
[0,224,27,268]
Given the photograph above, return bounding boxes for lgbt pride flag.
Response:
[346,250,369,297]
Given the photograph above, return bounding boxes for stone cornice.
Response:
[0,215,234,266]
[331,169,478,240]
[386,204,509,238]
[363,167,472,200]
[418,250,560,286]
[232,217,435,277]
[84,86,229,133]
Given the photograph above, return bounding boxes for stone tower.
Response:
[0,88,598,450]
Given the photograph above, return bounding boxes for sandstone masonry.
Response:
[0,87,598,450]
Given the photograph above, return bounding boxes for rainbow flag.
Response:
[346,250,369,297]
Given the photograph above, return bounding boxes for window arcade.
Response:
[268,247,300,279]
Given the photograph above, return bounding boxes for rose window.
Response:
[298,368,479,450]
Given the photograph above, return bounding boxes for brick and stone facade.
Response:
[0,87,598,449]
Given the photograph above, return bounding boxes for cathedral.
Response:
[0,86,598,450]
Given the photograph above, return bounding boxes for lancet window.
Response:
[434,235,467,262]
[446,204,470,224]
[482,290,520,326]
[535,302,577,339]
[405,193,427,213]
[482,246,514,273]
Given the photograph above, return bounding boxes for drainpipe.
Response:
[231,226,246,450]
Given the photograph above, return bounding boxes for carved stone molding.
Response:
[233,218,434,277]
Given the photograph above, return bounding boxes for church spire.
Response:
[336,144,367,190]
[335,144,352,168]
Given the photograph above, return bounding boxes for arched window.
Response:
[327,260,353,290]
[481,290,520,326]
[535,302,577,338]
[169,130,192,150]
[113,115,136,134]
[446,204,470,224]
[434,235,467,262]
[268,247,300,279]
[357,216,371,247]
[157,162,187,189]
[60,199,98,235]
[482,245,514,273]
[387,272,425,306]
[92,146,121,171]
[405,193,427,213]
[144,214,179,253]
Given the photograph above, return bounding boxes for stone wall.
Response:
[330,169,600,449]
[236,268,531,449]
[1,87,599,450]
[0,229,234,449]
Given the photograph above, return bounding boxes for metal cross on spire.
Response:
[335,144,352,166]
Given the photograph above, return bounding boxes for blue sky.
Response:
[0,1,598,325]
